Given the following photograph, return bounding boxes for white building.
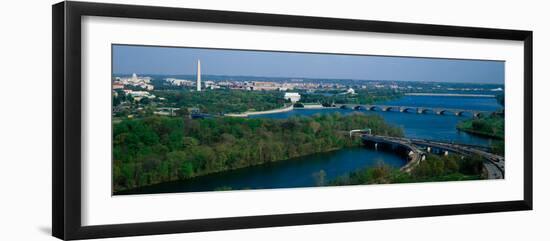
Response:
[346,88,355,95]
[128,91,151,97]
[284,92,301,103]
[165,78,194,87]
[128,73,151,83]
[116,73,153,90]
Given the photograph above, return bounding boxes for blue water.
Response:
[117,147,405,194]
[380,95,500,111]
[117,95,501,194]
[252,96,502,146]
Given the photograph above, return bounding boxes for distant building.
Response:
[131,73,138,82]
[143,84,154,90]
[115,73,152,90]
[165,78,193,87]
[112,84,124,90]
[126,90,155,102]
[284,92,301,103]
[154,107,180,116]
[346,88,355,95]
[251,81,279,91]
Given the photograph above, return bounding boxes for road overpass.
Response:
[359,134,504,179]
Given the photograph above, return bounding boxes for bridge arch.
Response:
[334,103,490,118]
[400,107,417,113]
[473,112,484,118]
[419,108,435,114]
[369,106,383,111]
[456,111,474,117]
[436,109,455,115]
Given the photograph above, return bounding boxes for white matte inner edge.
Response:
[81,16,524,226]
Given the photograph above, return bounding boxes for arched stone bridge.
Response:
[358,134,504,179]
[336,104,489,117]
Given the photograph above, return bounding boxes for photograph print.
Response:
[111,44,505,195]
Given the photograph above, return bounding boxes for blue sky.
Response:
[113,44,504,84]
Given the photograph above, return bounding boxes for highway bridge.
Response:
[336,104,490,117]
[358,134,504,179]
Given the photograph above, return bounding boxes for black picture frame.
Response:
[52,1,533,240]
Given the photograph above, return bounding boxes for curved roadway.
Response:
[361,135,504,179]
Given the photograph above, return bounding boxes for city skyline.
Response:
[113,44,505,84]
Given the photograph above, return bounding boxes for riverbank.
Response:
[405,93,496,97]
[112,114,404,193]
[224,104,294,117]
[224,103,341,117]
[115,146,409,194]
[114,145,357,194]
[457,128,504,139]
[328,153,484,186]
[456,115,504,140]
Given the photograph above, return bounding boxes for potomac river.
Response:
[117,95,502,195]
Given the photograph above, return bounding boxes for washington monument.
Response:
[196,60,201,91]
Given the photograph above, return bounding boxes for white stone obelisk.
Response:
[196,60,201,91]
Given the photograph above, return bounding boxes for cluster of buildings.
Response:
[164,60,220,90]
[199,80,347,92]
[165,78,220,90]
[159,60,357,93]
[122,90,156,102]
[112,73,157,102]
[113,73,154,90]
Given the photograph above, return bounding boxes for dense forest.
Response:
[299,89,402,105]
[112,113,404,192]
[113,88,403,119]
[456,94,504,155]
[328,153,484,186]
[457,114,504,140]
[456,113,504,155]
[154,89,287,115]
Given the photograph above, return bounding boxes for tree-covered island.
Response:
[113,113,404,193]
[456,94,504,155]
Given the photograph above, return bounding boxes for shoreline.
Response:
[224,104,294,117]
[113,144,363,194]
[405,93,496,97]
[456,127,504,140]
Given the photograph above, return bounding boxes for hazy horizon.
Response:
[113,44,505,84]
